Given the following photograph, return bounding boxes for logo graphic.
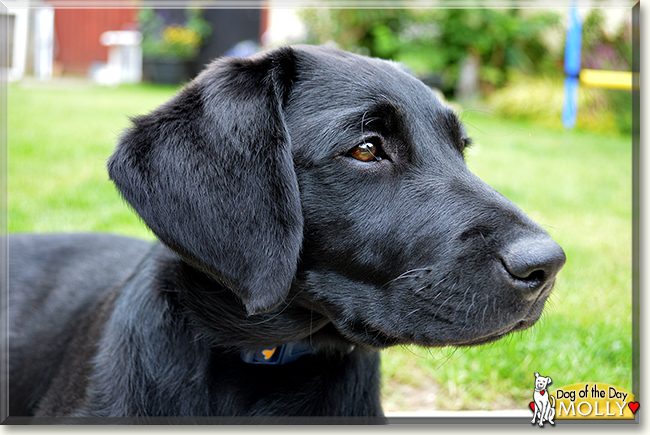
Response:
[262,348,277,360]
[527,373,638,424]
[530,372,555,427]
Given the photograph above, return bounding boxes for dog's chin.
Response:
[331,309,544,350]
[338,325,524,350]
[449,320,532,347]
[451,299,548,347]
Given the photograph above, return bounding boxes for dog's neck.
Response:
[155,244,350,356]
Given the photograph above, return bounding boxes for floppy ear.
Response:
[108,47,303,315]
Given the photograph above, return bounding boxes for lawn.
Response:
[6,82,633,413]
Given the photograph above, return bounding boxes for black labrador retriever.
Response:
[7,45,565,421]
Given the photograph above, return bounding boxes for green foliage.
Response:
[138,9,211,61]
[300,8,633,130]
[300,9,561,94]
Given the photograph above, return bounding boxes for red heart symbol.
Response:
[541,391,545,395]
[529,402,535,411]
[629,402,639,414]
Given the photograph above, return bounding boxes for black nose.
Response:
[500,236,566,299]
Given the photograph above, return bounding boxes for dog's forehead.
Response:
[294,46,447,113]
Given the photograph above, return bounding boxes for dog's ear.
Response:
[108,47,303,316]
[546,377,552,385]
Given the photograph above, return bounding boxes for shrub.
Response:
[300,9,561,96]
[485,73,631,134]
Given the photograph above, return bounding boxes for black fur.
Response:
[7,45,565,421]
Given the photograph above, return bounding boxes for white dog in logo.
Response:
[531,372,555,426]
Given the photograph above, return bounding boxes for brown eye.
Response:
[348,142,381,163]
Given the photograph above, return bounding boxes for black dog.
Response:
[7,45,565,421]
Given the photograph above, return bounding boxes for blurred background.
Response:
[3,0,637,414]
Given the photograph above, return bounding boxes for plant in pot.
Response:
[139,9,211,84]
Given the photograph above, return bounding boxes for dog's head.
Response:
[109,46,565,349]
[534,372,552,390]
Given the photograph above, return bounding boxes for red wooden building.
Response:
[49,7,263,79]
[52,8,137,76]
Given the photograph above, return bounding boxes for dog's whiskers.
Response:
[433,294,455,319]
[481,301,489,328]
[414,275,450,295]
[456,286,471,313]
[413,284,428,294]
[384,268,431,287]
[464,292,477,324]
[432,347,457,371]
[404,307,422,319]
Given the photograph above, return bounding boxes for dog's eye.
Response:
[347,140,384,163]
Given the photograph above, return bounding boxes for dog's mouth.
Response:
[296,242,561,351]
[318,281,552,350]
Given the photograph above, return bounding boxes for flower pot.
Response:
[143,58,192,85]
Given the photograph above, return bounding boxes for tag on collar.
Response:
[240,340,314,365]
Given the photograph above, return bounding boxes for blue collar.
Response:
[240,340,315,365]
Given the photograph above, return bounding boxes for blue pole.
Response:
[562,6,582,129]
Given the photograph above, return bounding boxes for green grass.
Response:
[7,82,176,238]
[7,82,633,412]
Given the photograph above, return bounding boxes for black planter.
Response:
[142,58,193,85]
